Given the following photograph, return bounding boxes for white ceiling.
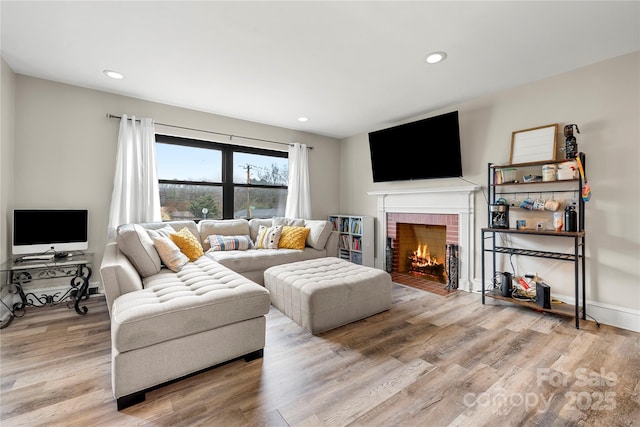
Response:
[2,1,639,139]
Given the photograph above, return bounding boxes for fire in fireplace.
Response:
[408,243,445,282]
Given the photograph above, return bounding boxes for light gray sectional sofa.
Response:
[99,217,337,409]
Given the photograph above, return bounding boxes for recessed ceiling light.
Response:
[426,52,447,64]
[103,70,124,79]
[298,117,309,122]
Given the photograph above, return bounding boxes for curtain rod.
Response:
[106,113,313,149]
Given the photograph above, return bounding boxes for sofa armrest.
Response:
[325,231,339,257]
[100,242,144,317]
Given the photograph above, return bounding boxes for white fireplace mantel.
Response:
[368,185,480,291]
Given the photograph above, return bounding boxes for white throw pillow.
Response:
[151,235,189,272]
[249,218,272,241]
[254,225,283,249]
[152,224,177,238]
[304,220,333,250]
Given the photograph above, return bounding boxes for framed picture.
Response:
[510,123,558,164]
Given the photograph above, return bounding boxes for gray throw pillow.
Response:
[116,223,162,277]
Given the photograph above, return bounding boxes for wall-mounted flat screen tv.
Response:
[12,209,89,255]
[368,110,463,182]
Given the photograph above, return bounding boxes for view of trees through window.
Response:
[156,135,288,221]
[158,183,223,220]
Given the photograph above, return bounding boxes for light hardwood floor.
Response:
[1,284,638,426]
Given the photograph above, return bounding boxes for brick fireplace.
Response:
[368,185,479,292]
[388,213,458,286]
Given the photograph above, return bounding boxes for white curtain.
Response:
[284,143,312,219]
[106,115,161,240]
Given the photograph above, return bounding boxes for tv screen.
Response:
[12,209,89,255]
[368,111,463,182]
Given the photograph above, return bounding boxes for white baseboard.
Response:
[552,293,640,333]
[470,279,640,333]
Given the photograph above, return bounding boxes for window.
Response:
[156,134,288,221]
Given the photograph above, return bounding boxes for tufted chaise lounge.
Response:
[109,254,270,409]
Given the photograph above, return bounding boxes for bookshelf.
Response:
[328,215,374,267]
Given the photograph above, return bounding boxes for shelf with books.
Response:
[328,215,374,267]
[351,235,362,252]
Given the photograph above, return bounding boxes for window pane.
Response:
[233,152,288,185]
[156,143,222,182]
[233,187,287,219]
[159,183,222,221]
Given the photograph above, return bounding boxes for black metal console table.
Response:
[0,253,93,328]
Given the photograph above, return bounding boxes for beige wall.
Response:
[1,58,16,320]
[340,52,640,328]
[1,58,15,263]
[10,76,340,275]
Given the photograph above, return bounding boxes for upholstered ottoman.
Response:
[264,257,392,334]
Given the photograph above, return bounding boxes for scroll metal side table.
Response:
[0,252,93,329]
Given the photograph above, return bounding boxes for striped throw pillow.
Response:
[208,234,254,251]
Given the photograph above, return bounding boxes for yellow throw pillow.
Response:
[278,226,311,250]
[170,227,204,261]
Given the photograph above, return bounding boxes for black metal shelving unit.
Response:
[481,154,587,328]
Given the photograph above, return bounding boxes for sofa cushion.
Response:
[112,256,271,353]
[207,247,326,274]
[278,226,310,250]
[304,220,333,250]
[254,225,283,249]
[199,219,251,251]
[116,224,162,278]
[272,216,306,227]
[150,234,189,272]
[208,234,254,251]
[141,221,199,240]
[170,227,204,261]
